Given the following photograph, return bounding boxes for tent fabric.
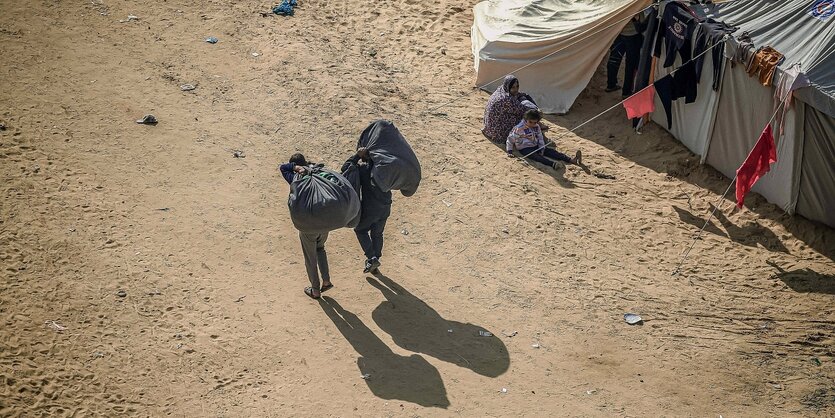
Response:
[472,0,652,114]
[707,0,835,118]
[796,103,835,227]
[705,63,802,213]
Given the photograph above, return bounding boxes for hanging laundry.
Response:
[652,1,699,122]
[694,20,737,91]
[654,1,699,68]
[654,75,675,129]
[735,124,777,208]
[729,32,755,69]
[772,64,812,137]
[623,85,656,119]
[746,46,784,86]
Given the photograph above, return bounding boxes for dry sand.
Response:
[1,0,834,416]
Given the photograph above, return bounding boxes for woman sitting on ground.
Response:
[482,75,541,143]
[506,109,581,169]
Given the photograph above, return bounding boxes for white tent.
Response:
[472,0,652,114]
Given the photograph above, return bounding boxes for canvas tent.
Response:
[472,0,652,114]
[471,0,835,228]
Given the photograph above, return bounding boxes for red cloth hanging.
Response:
[623,85,656,119]
[735,124,777,208]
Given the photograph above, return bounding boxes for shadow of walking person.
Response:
[367,274,510,378]
[318,296,450,408]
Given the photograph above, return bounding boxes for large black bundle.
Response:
[288,166,360,233]
[357,120,422,197]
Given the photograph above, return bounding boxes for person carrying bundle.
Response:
[342,120,422,274]
[280,153,360,299]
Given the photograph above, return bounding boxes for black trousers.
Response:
[607,34,643,96]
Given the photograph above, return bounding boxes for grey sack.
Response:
[357,120,422,197]
[288,166,360,233]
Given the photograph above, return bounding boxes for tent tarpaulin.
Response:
[472,0,651,114]
[796,103,835,227]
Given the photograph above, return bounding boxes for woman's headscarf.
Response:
[501,75,519,95]
[482,75,528,143]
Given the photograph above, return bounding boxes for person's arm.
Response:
[279,163,297,184]
[506,128,519,156]
[536,127,546,150]
[340,154,361,173]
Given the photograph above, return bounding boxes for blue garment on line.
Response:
[273,0,298,16]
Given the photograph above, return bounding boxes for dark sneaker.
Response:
[365,257,381,274]
[604,85,621,92]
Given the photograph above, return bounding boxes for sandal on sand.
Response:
[304,287,320,299]
[320,283,333,293]
[572,150,582,166]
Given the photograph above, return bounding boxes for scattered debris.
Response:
[401,229,409,236]
[116,290,127,298]
[531,343,540,348]
[502,331,518,338]
[499,387,508,393]
[45,321,67,332]
[0,122,6,131]
[136,114,158,125]
[156,207,170,211]
[811,357,822,366]
[91,352,105,359]
[205,36,218,44]
[360,373,371,380]
[624,313,643,325]
[251,52,260,57]
[232,150,245,158]
[368,48,377,57]
[234,296,246,303]
[447,329,453,333]
[478,330,493,337]
[442,199,452,207]
[585,389,597,395]
[593,170,616,180]
[119,15,139,23]
[273,0,298,16]
[147,290,161,296]
[180,84,196,91]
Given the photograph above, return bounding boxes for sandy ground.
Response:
[1,0,834,416]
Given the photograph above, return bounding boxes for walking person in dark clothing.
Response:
[341,147,392,274]
[606,13,646,98]
[279,153,333,299]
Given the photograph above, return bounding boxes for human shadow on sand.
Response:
[319,296,450,408]
[672,204,789,253]
[767,262,835,295]
[367,274,510,378]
